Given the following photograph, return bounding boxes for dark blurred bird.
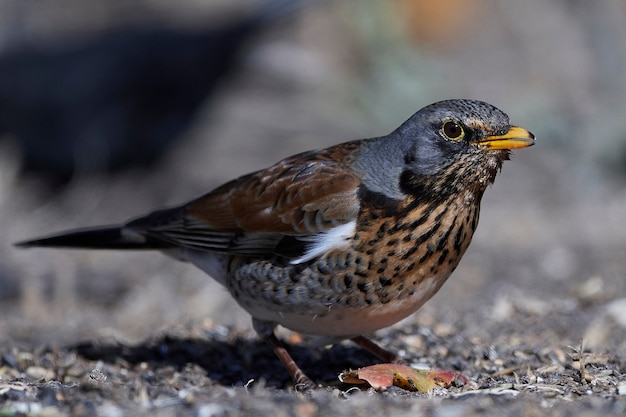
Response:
[17,99,535,388]
[0,0,302,183]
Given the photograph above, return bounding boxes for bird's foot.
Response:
[254,319,319,391]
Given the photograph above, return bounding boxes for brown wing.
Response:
[125,144,362,257]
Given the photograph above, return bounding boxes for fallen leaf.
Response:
[339,363,468,392]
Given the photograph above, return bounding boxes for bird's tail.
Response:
[15,226,168,250]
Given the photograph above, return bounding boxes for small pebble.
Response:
[26,366,53,380]
[89,369,108,383]
[197,403,226,417]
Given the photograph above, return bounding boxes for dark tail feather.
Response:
[15,226,168,250]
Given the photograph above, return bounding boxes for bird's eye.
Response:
[441,121,464,141]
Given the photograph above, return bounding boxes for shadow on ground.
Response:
[69,332,379,388]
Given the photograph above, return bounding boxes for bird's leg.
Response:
[351,335,409,365]
[265,332,317,390]
[253,319,317,390]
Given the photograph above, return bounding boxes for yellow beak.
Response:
[476,126,535,150]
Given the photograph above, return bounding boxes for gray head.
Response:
[354,99,534,201]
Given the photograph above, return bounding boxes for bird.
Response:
[16,99,535,389]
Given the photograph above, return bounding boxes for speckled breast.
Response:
[226,192,481,337]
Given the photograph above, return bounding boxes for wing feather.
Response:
[125,144,363,260]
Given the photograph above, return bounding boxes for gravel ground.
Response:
[1,1,626,416]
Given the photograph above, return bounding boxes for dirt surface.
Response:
[1,1,626,416]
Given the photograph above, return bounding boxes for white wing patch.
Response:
[290,220,356,264]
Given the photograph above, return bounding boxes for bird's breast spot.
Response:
[290,221,356,264]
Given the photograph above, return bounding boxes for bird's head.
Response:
[353,99,534,203]
[395,99,535,199]
[399,100,534,174]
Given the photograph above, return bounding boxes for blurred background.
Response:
[0,0,625,354]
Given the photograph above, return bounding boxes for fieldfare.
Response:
[17,99,535,389]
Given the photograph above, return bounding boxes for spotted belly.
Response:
[225,221,469,337]
[232,271,449,336]
[212,194,478,337]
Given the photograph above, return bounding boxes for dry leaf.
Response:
[339,363,468,392]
